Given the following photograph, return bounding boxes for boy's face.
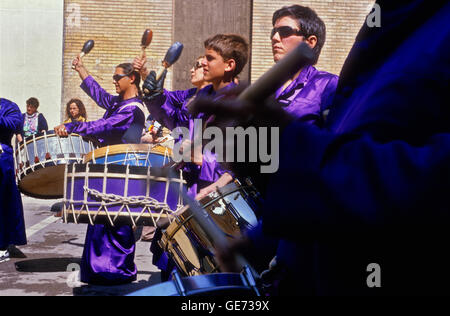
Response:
[202,49,231,83]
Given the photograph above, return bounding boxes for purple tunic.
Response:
[67,76,145,285]
[0,98,27,250]
[145,83,236,278]
[275,65,338,123]
[146,83,236,197]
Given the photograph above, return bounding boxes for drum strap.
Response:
[118,102,146,116]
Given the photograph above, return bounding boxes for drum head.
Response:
[18,165,66,199]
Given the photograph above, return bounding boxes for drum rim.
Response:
[83,144,173,163]
[16,131,97,153]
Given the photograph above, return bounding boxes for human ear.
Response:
[225,59,236,73]
[306,35,317,49]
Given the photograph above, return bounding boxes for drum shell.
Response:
[161,181,260,276]
[63,163,185,227]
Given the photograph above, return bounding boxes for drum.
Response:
[161,180,260,276]
[63,163,186,227]
[83,144,172,167]
[14,131,98,199]
[128,269,260,296]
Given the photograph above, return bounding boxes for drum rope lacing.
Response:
[83,186,174,211]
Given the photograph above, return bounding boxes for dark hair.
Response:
[26,97,39,109]
[66,98,87,120]
[272,5,326,65]
[117,63,142,98]
[204,34,249,78]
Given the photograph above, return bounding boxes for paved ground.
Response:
[0,195,162,296]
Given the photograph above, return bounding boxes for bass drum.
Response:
[160,180,260,276]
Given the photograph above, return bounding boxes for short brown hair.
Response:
[204,34,249,78]
[26,97,39,109]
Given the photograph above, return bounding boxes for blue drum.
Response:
[63,163,186,227]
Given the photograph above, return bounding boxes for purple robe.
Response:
[275,64,338,123]
[146,83,236,197]
[1,98,27,250]
[66,76,145,285]
[145,83,236,278]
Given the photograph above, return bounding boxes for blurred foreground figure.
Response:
[193,1,450,295]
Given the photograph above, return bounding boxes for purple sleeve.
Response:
[64,105,137,140]
[0,101,23,135]
[199,150,233,183]
[81,76,117,110]
[144,89,194,130]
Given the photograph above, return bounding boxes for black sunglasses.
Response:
[113,73,130,82]
[193,61,203,70]
[270,26,304,39]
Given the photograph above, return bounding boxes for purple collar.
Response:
[275,65,316,99]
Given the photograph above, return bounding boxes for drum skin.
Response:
[161,181,259,276]
[14,131,97,199]
[83,144,172,167]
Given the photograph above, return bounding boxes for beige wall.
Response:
[62,0,173,122]
[2,0,375,126]
[0,0,64,129]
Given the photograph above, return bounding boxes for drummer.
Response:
[54,56,145,285]
[133,35,248,280]
[138,34,249,199]
[0,98,27,263]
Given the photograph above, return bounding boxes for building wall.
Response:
[251,0,375,80]
[61,0,375,122]
[173,0,252,90]
[0,0,64,129]
[62,0,173,122]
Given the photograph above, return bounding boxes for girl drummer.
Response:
[54,55,145,285]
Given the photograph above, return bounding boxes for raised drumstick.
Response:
[72,40,95,69]
[141,29,153,58]
[156,42,184,80]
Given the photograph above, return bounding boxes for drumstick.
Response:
[72,40,95,70]
[156,42,184,81]
[141,29,153,58]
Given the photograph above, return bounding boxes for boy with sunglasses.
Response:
[271,5,338,126]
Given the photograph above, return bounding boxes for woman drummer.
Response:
[63,98,88,123]
[54,55,145,285]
